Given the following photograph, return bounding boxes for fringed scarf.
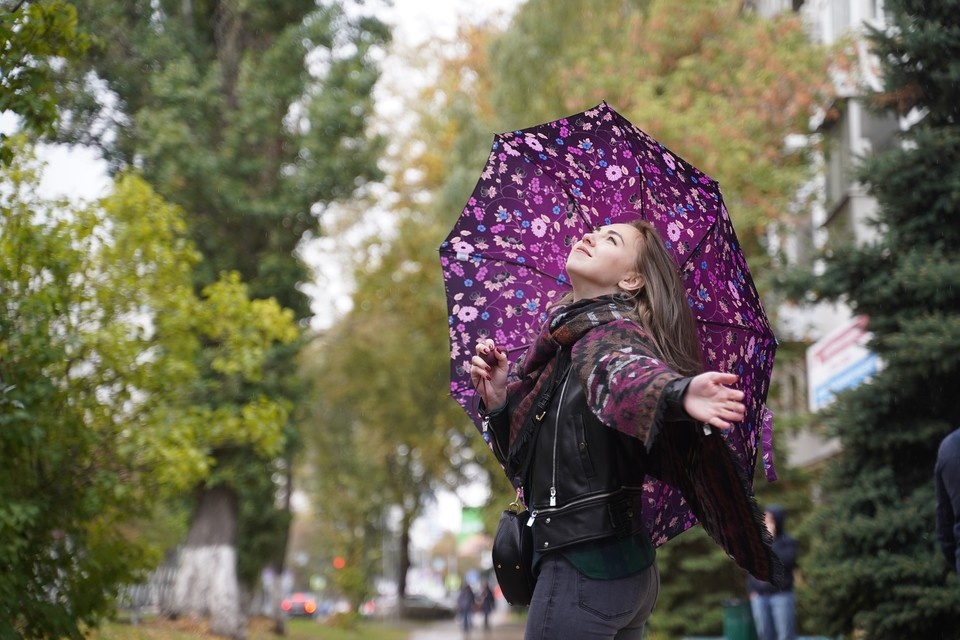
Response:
[505,296,680,464]
[502,295,784,587]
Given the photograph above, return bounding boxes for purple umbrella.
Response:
[439,102,777,545]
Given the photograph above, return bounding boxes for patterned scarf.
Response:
[502,295,784,586]
[506,296,680,460]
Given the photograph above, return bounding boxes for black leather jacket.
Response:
[485,352,691,555]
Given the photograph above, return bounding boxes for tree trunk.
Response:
[165,485,246,639]
[397,523,411,599]
[270,454,294,634]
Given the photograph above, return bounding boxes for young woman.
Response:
[470,220,752,639]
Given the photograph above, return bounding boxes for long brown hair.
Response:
[622,220,703,376]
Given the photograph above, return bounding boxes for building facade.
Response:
[759,0,901,468]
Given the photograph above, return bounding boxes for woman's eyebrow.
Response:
[604,229,624,243]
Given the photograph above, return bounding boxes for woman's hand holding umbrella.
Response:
[471,339,509,412]
[684,372,746,431]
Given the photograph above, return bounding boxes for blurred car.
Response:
[359,594,397,619]
[399,594,456,620]
[281,592,318,618]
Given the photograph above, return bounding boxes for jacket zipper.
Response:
[549,369,572,507]
[528,486,645,526]
[525,351,572,528]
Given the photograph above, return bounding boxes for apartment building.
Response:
[752,0,901,468]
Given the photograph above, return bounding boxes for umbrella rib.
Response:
[439,249,571,287]
[696,318,775,338]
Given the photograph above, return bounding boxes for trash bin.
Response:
[722,599,758,640]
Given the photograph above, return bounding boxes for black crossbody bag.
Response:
[491,356,570,606]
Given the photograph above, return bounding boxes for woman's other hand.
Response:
[683,371,746,430]
[471,338,509,411]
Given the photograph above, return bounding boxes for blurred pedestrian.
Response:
[935,426,960,577]
[472,221,766,639]
[479,583,496,629]
[457,582,477,633]
[748,506,798,640]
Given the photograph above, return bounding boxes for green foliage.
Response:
[0,146,298,637]
[0,0,88,164]
[800,1,960,636]
[300,210,497,600]
[0,153,175,638]
[55,0,389,316]
[50,0,390,605]
[299,330,391,605]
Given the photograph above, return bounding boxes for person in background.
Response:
[935,426,960,578]
[479,582,496,630]
[457,582,477,633]
[748,506,798,640]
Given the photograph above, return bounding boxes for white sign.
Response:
[806,315,881,412]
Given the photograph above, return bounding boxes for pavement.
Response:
[405,605,525,640]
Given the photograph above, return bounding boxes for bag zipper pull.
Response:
[527,511,537,527]
[549,487,556,507]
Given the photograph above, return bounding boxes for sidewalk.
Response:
[405,605,525,640]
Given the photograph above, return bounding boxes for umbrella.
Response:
[439,101,777,545]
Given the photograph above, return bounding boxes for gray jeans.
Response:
[525,554,660,640]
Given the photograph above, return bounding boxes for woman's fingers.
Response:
[470,355,493,381]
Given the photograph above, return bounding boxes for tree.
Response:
[0,147,296,637]
[299,329,393,612]
[303,210,494,605]
[0,0,88,164]
[54,0,388,313]
[0,148,151,639]
[794,1,960,636]
[50,1,389,630]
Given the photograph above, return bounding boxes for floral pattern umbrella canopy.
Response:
[439,102,777,545]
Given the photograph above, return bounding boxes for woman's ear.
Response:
[619,272,644,294]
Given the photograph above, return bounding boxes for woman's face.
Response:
[565,223,643,301]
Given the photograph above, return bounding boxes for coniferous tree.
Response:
[800,1,960,636]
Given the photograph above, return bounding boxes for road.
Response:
[405,605,525,640]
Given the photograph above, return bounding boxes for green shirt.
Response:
[560,533,656,579]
